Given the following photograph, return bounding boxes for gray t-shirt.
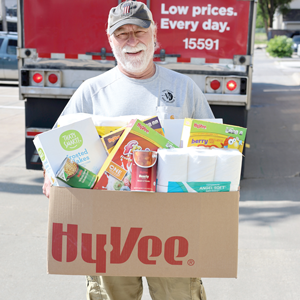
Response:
[60,65,214,120]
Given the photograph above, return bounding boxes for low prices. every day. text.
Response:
[159,3,241,52]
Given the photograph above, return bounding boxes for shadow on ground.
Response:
[0,181,43,195]
[239,202,300,225]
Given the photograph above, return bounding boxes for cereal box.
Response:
[34,118,107,187]
[101,116,164,154]
[181,119,247,153]
[93,119,177,191]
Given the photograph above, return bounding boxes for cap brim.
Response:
[109,18,151,35]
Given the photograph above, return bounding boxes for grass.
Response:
[255,32,268,44]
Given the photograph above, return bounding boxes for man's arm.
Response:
[43,170,51,198]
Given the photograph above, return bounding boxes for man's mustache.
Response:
[122,43,147,53]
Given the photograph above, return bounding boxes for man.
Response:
[43,1,214,299]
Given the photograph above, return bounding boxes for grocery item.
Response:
[163,182,231,193]
[57,113,151,137]
[56,157,97,189]
[34,117,107,187]
[93,119,178,191]
[101,116,164,154]
[187,148,216,182]
[161,119,223,147]
[156,148,242,193]
[213,149,242,192]
[156,148,189,187]
[181,119,247,153]
[131,150,157,192]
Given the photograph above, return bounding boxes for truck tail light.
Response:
[210,80,221,90]
[226,80,237,91]
[205,77,222,93]
[48,74,58,84]
[33,73,43,83]
[206,77,244,95]
[25,70,61,87]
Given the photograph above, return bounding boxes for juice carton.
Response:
[93,119,177,191]
[181,119,247,153]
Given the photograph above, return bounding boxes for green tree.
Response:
[258,0,292,34]
[256,4,265,29]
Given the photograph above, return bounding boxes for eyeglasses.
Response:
[114,28,149,40]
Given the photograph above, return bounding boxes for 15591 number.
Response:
[183,38,219,50]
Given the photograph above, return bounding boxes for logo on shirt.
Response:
[161,90,175,103]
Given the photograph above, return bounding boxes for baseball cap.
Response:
[108,1,154,35]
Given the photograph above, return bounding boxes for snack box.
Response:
[161,119,223,147]
[181,119,247,153]
[93,119,178,191]
[33,118,107,187]
[101,116,164,154]
[48,187,239,278]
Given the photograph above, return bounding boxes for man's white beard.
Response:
[112,39,154,74]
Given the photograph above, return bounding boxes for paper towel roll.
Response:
[157,149,189,186]
[214,149,242,191]
[187,148,217,182]
[156,185,168,193]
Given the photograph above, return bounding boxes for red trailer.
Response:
[17,0,257,170]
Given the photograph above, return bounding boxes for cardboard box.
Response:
[48,187,239,278]
[33,118,107,187]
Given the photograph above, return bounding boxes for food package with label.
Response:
[101,116,164,154]
[33,117,107,187]
[160,119,223,147]
[56,157,98,189]
[93,119,178,191]
[156,148,242,193]
[56,113,152,137]
[181,119,247,153]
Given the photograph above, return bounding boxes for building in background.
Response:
[267,0,300,39]
[0,0,17,32]
[273,0,300,32]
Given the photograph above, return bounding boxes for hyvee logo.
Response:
[59,130,83,151]
[194,123,207,129]
[52,223,189,273]
[161,90,175,103]
[137,123,149,133]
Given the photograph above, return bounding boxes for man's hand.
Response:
[43,172,51,198]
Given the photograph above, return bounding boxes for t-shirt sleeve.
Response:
[192,83,215,119]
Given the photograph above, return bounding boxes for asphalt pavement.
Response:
[203,49,300,300]
[0,49,300,300]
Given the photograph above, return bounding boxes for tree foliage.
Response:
[257,0,292,33]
